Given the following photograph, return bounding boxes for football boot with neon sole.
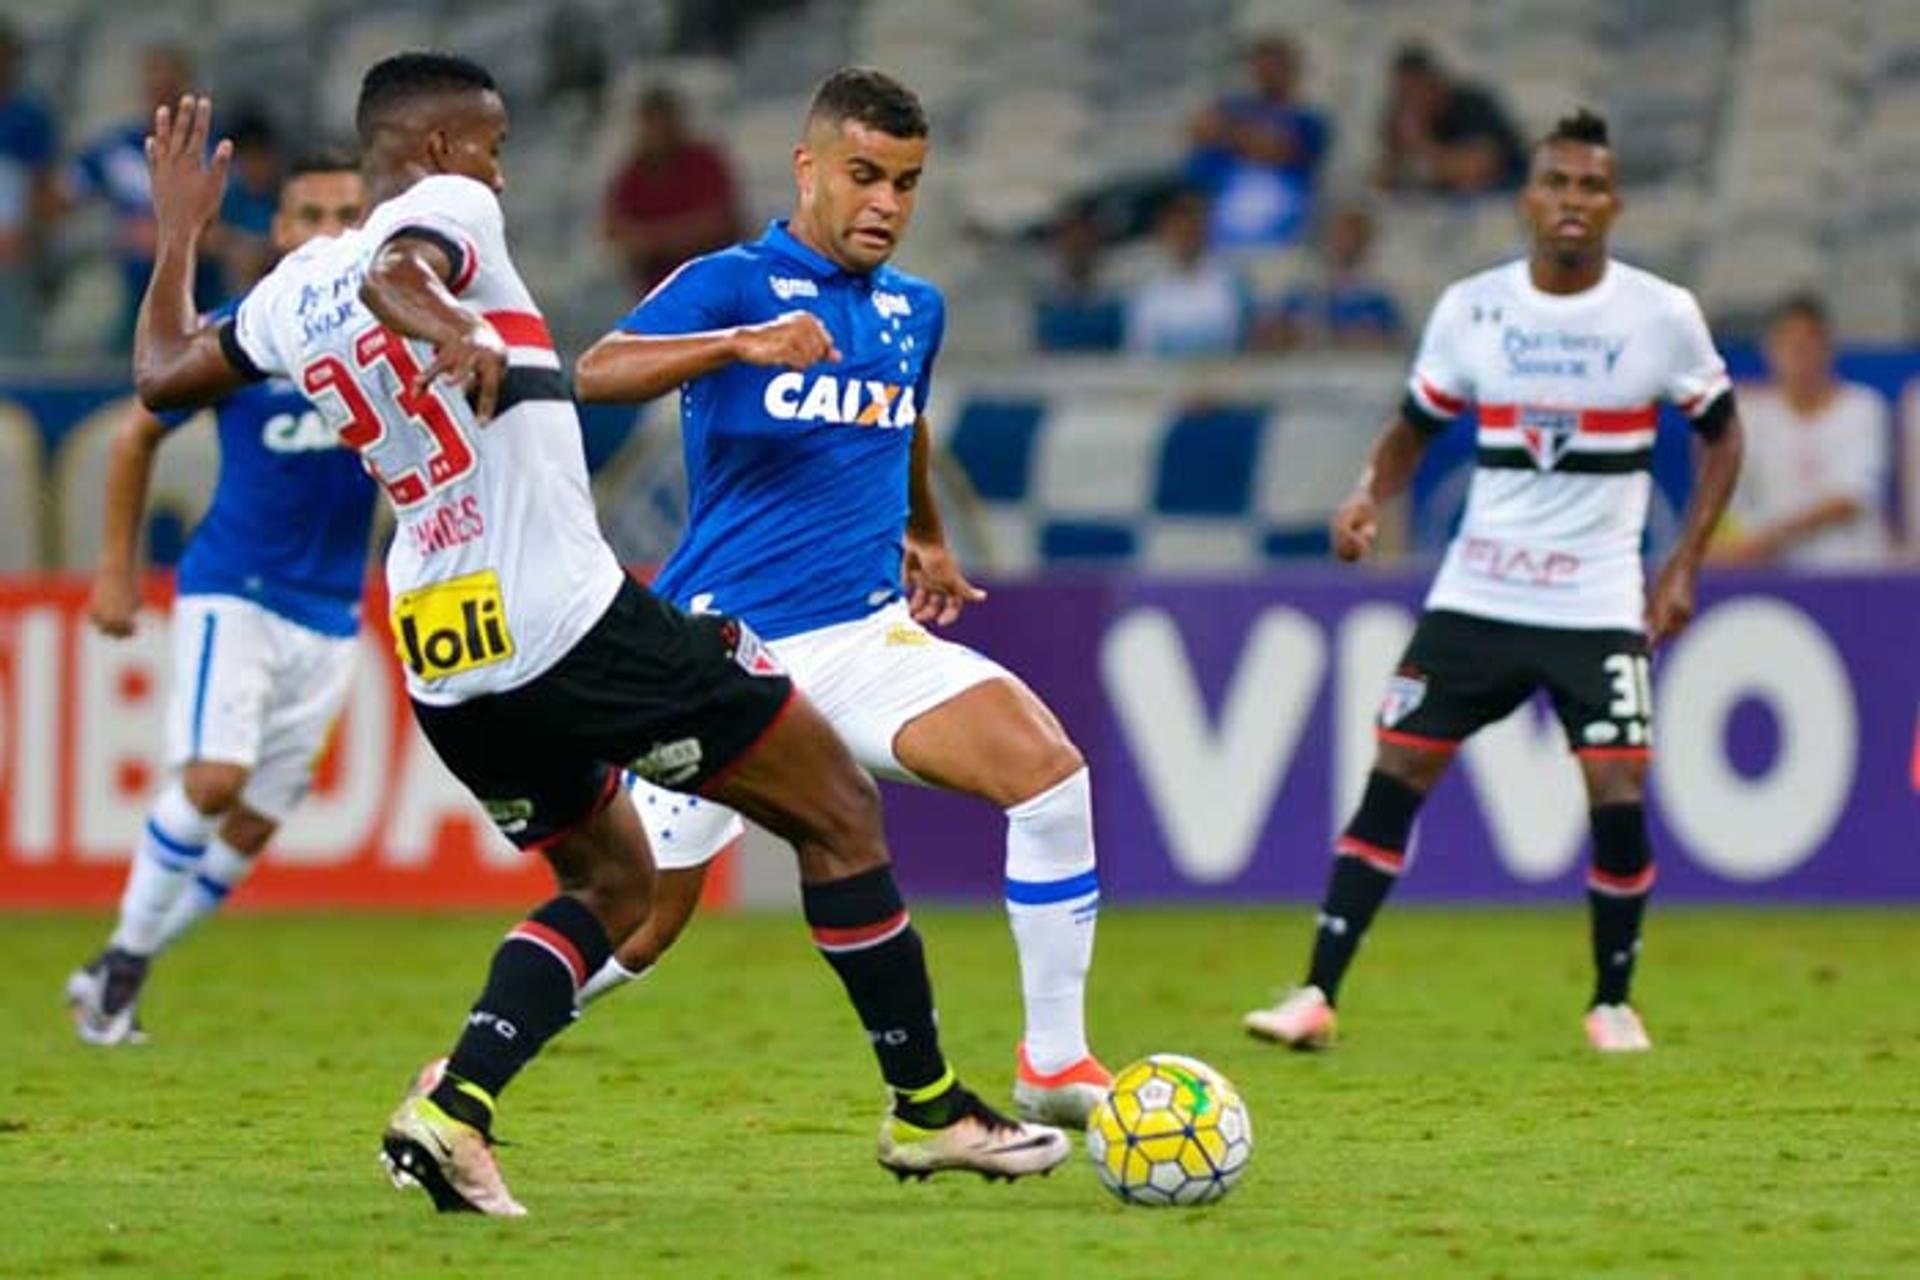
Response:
[1243,984,1338,1049]
[1585,1003,1653,1053]
[878,1087,1071,1183]
[380,1058,527,1216]
[1012,1044,1112,1128]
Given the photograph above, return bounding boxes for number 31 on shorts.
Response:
[1603,652,1654,741]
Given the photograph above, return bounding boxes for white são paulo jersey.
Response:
[1406,258,1732,631]
[227,174,624,703]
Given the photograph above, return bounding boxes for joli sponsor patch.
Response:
[391,569,515,679]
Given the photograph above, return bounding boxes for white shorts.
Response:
[628,600,1008,870]
[165,594,359,820]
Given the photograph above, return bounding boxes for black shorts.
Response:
[1376,609,1652,759]
[411,577,794,849]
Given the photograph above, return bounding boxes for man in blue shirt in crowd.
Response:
[1184,34,1330,249]
[0,18,57,356]
[573,68,1114,1127]
[67,149,374,1044]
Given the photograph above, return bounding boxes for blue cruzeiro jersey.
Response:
[161,303,378,637]
[618,221,945,640]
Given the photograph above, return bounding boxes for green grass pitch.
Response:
[3,907,1917,1278]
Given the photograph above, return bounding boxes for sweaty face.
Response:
[1521,140,1619,263]
[796,119,925,273]
[273,171,369,253]
[431,90,509,195]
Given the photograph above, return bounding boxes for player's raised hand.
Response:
[1330,490,1380,561]
[1645,560,1697,647]
[145,95,231,241]
[732,310,841,369]
[417,317,509,423]
[904,535,987,627]
[87,567,140,639]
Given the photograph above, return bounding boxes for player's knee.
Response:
[800,766,886,878]
[217,806,277,857]
[999,731,1085,810]
[180,763,249,816]
[1374,741,1450,792]
[1581,758,1647,807]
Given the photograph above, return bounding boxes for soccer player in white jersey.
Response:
[65,151,373,1046]
[1245,111,1744,1053]
[130,54,1067,1217]
[571,68,1111,1128]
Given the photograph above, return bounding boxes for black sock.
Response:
[1306,770,1423,1003]
[1588,804,1654,1007]
[434,895,612,1128]
[803,865,952,1111]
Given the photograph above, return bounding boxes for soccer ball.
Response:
[1086,1054,1253,1207]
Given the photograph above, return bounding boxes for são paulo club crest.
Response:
[1519,406,1579,471]
[1379,669,1429,728]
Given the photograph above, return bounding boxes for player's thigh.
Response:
[1541,627,1654,796]
[166,595,274,772]
[892,677,1083,807]
[242,628,358,822]
[1377,610,1537,758]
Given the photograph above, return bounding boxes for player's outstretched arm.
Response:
[360,237,508,421]
[133,95,246,412]
[1330,414,1433,562]
[575,309,840,404]
[1648,408,1745,644]
[87,406,170,638]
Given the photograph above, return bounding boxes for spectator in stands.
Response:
[0,18,57,357]
[1375,45,1526,195]
[1254,205,1403,351]
[211,111,283,295]
[1124,190,1252,357]
[1184,33,1330,248]
[1034,204,1124,353]
[64,44,221,350]
[1714,294,1891,566]
[602,86,740,296]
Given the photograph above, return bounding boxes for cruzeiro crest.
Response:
[1518,405,1579,471]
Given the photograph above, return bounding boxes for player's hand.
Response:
[87,568,140,639]
[1330,491,1379,562]
[1645,560,1697,647]
[731,311,840,369]
[904,535,986,627]
[145,95,231,242]
[417,318,509,423]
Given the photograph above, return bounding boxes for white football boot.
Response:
[1012,1044,1113,1128]
[65,951,149,1046]
[1244,984,1338,1049]
[380,1058,528,1216]
[879,1086,1071,1182]
[1585,1003,1653,1053]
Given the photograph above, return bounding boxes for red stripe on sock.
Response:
[509,920,588,986]
[1336,836,1406,875]
[811,909,910,951]
[1588,865,1657,897]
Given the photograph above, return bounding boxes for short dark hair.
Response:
[1771,291,1830,330]
[286,145,361,180]
[1543,108,1610,149]
[807,67,927,139]
[1393,44,1440,77]
[356,51,497,140]
[228,109,278,151]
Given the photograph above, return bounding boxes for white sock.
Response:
[153,837,257,953]
[110,783,216,956]
[1004,766,1098,1075]
[578,956,651,1008]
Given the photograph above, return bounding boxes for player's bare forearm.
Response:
[906,416,946,543]
[574,330,744,403]
[1667,414,1745,573]
[1358,415,1432,504]
[99,408,168,575]
[361,239,479,350]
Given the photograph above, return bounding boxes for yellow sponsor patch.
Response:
[392,570,514,679]
[884,622,931,647]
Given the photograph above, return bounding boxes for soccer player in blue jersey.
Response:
[575,68,1112,1126]
[66,149,374,1045]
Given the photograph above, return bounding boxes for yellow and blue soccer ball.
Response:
[1086,1054,1253,1207]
